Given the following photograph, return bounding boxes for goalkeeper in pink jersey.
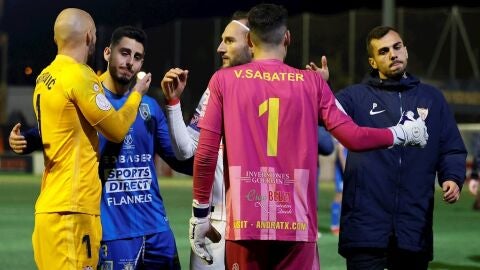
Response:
[164,3,428,269]
[161,11,252,270]
[162,10,332,269]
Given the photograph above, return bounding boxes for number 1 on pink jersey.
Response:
[259,98,279,157]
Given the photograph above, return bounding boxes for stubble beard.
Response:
[109,65,133,86]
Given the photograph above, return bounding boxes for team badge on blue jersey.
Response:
[139,103,151,121]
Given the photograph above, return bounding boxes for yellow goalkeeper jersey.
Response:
[33,54,139,215]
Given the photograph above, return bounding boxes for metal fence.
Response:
[137,6,480,122]
[3,6,480,124]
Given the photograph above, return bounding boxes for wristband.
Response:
[192,199,210,218]
[167,98,180,106]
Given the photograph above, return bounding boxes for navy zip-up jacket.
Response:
[335,72,467,260]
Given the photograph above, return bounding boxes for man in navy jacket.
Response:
[310,26,466,270]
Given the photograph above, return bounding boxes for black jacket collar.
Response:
[363,71,420,92]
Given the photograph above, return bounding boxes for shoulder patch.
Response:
[96,93,112,111]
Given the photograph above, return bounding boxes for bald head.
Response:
[54,8,96,62]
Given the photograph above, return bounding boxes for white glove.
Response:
[189,216,213,265]
[390,111,428,147]
[189,200,221,265]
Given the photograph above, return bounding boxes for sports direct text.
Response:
[104,166,152,193]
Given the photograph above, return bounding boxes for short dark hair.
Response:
[366,26,401,57]
[231,10,248,21]
[248,3,287,46]
[110,25,148,53]
[231,10,249,28]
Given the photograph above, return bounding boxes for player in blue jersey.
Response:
[9,26,192,270]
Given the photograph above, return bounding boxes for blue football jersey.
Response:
[99,87,176,240]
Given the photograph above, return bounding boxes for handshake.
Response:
[390,111,429,147]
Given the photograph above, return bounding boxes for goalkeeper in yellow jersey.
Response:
[30,8,150,270]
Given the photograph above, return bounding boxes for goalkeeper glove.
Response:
[390,111,428,147]
[189,200,221,265]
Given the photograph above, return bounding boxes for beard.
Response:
[108,65,133,86]
[225,48,252,68]
[389,59,408,78]
[389,66,407,79]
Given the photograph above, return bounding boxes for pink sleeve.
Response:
[318,77,393,151]
[193,129,221,204]
[330,122,393,151]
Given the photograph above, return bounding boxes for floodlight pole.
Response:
[382,0,396,27]
[302,13,310,67]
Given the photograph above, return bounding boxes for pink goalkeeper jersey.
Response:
[198,59,384,242]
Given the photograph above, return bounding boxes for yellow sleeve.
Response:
[95,92,142,143]
[66,65,141,143]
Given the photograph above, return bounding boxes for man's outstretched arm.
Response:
[9,123,43,154]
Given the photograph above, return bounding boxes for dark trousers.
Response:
[345,238,429,270]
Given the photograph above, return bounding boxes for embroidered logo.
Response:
[139,103,151,120]
[122,133,135,150]
[369,103,385,115]
[124,134,133,145]
[417,107,429,120]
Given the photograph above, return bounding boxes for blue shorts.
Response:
[98,230,180,270]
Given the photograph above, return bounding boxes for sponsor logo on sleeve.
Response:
[96,93,112,111]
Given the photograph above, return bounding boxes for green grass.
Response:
[1,174,480,269]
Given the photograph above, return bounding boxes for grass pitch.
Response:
[0,174,479,269]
